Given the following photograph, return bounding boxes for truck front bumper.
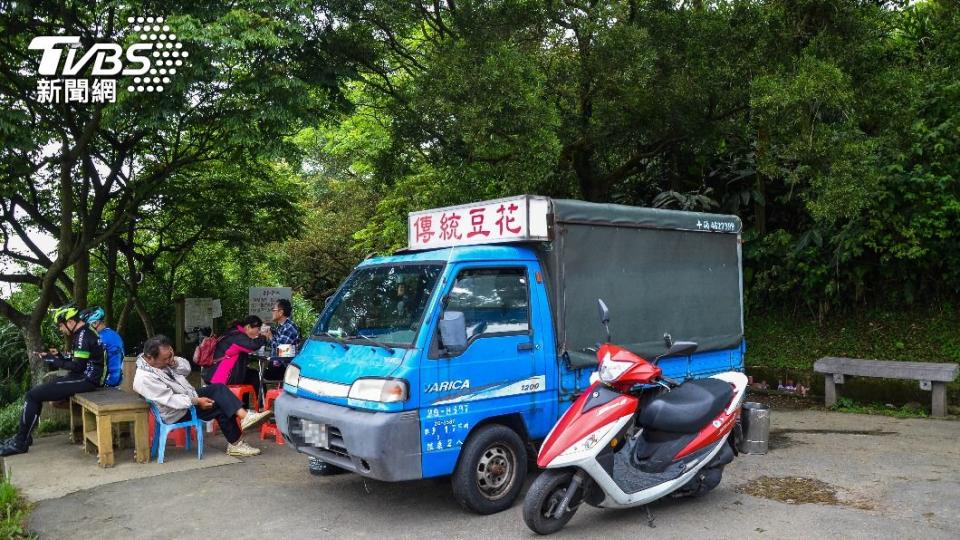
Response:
[274,393,422,482]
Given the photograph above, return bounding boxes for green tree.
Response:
[0,0,342,382]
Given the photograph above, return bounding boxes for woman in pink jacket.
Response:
[201,315,269,397]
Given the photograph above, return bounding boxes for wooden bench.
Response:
[814,357,959,417]
[69,389,150,467]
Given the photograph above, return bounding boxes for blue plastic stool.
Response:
[148,401,204,464]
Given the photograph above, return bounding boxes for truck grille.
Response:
[327,425,348,457]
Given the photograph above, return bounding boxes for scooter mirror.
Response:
[597,299,610,325]
[597,299,611,343]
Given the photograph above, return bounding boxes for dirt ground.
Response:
[17,408,960,539]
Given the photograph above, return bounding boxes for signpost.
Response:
[249,287,292,322]
[407,195,550,250]
[183,298,216,341]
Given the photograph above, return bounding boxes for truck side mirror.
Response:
[324,296,334,307]
[439,311,467,354]
[597,298,611,342]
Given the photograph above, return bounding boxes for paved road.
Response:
[28,410,960,539]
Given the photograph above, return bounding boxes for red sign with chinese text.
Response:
[407,196,550,250]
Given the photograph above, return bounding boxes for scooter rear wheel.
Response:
[523,469,581,535]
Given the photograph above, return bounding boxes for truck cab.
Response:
[275,196,746,514]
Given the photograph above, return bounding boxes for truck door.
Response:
[419,263,549,477]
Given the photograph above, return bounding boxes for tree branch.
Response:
[0,297,29,328]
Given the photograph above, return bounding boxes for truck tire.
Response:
[452,424,527,515]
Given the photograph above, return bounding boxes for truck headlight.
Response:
[348,378,408,403]
[284,364,301,388]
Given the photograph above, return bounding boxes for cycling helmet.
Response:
[51,304,81,325]
[81,306,105,324]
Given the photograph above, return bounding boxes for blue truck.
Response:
[274,195,745,514]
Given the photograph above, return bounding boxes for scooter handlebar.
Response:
[660,375,681,387]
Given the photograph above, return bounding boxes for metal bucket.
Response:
[739,402,770,455]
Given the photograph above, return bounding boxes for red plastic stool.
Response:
[260,421,284,444]
[260,388,285,444]
[228,384,259,412]
[263,388,282,410]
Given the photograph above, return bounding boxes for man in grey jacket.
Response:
[133,334,271,457]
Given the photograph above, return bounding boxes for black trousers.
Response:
[176,384,243,444]
[17,374,97,443]
[202,363,261,408]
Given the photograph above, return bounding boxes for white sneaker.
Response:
[240,409,272,432]
[226,440,262,457]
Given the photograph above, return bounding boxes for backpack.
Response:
[193,335,222,367]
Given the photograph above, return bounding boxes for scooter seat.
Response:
[638,378,733,434]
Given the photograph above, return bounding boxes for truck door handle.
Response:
[517,342,534,352]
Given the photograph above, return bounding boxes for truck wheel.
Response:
[452,424,527,515]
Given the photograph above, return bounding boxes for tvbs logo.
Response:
[28,16,187,104]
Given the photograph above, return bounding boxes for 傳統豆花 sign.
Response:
[248,287,292,322]
[407,195,550,251]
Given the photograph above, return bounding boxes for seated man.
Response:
[261,298,300,381]
[133,334,271,457]
[0,304,106,456]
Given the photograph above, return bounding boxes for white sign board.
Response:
[407,195,551,250]
[184,298,217,340]
[248,287,292,322]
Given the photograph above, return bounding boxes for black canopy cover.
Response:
[537,199,743,368]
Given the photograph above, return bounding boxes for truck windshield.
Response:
[313,263,444,347]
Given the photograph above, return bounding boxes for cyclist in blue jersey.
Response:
[82,307,125,387]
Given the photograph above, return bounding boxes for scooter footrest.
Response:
[612,444,686,494]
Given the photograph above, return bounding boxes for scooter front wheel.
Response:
[522,469,581,535]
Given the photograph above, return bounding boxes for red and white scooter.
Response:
[523,300,748,535]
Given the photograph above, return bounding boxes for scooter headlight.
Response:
[559,423,614,457]
[598,352,633,384]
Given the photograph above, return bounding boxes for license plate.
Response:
[300,420,329,448]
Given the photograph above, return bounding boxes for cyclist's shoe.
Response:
[0,437,29,457]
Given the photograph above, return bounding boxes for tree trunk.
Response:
[116,295,133,335]
[73,250,90,307]
[134,296,155,337]
[23,325,46,388]
[104,241,118,326]
[122,245,154,337]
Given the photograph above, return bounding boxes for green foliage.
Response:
[0,402,20,440]
[830,397,929,419]
[746,305,960,371]
[0,323,29,406]
[294,0,960,319]
[0,472,33,540]
[6,0,960,376]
